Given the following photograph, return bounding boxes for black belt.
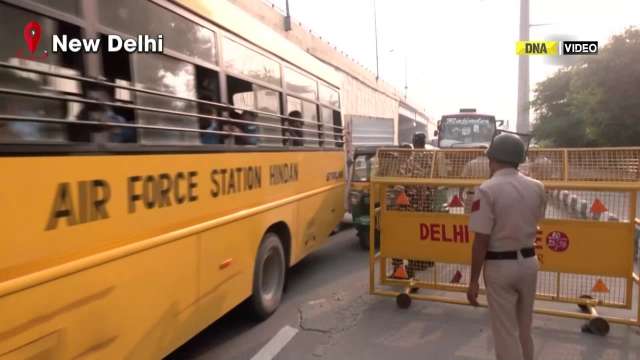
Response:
[486,247,535,260]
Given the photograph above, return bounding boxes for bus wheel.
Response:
[250,232,286,320]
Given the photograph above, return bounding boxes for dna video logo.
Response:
[516,41,598,56]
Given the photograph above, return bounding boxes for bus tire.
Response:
[250,232,286,320]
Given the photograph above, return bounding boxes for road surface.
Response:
[166,228,640,360]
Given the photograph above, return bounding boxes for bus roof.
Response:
[176,0,341,88]
[442,113,496,119]
[205,0,429,118]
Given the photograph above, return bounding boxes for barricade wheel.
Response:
[396,293,412,309]
[578,295,593,313]
[582,317,610,336]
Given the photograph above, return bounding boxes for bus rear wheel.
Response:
[250,232,286,320]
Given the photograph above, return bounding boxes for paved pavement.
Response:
[167,228,640,360]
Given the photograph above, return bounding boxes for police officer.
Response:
[466,133,546,360]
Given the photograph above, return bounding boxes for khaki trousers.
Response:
[484,254,539,360]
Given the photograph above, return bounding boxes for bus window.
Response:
[68,82,137,143]
[284,67,317,100]
[229,76,255,110]
[0,4,83,143]
[196,67,221,145]
[133,54,199,145]
[320,107,333,146]
[96,34,137,143]
[97,0,217,64]
[255,86,282,147]
[333,110,343,147]
[223,37,280,87]
[226,75,257,146]
[302,101,319,147]
[319,83,340,108]
[285,110,303,147]
[287,97,319,148]
[286,97,303,147]
[67,34,137,144]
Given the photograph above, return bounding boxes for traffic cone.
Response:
[590,198,608,215]
[391,265,409,279]
[448,194,463,208]
[450,270,463,284]
[592,279,610,293]
[395,191,410,206]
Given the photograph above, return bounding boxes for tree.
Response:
[532,27,640,147]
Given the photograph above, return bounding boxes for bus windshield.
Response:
[439,116,496,147]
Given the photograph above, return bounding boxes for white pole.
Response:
[373,0,380,81]
[404,55,408,99]
[516,0,530,133]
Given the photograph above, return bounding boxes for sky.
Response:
[264,0,639,129]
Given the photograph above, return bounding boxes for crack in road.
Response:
[297,307,331,334]
[296,292,375,358]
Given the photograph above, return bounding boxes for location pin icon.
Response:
[23,21,42,54]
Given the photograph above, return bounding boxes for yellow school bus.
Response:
[0,0,346,358]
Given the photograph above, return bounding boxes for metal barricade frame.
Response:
[369,147,640,335]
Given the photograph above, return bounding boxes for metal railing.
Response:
[0,61,344,147]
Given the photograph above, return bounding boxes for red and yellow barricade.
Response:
[369,147,640,335]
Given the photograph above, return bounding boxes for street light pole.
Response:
[284,0,292,31]
[404,55,408,99]
[373,0,380,81]
[516,0,530,133]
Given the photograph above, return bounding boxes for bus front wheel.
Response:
[250,232,286,320]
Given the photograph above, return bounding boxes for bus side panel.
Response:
[0,205,297,359]
[0,151,344,358]
[0,234,200,360]
[197,203,297,327]
[293,185,345,264]
[0,151,344,283]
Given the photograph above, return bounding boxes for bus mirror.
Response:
[496,120,505,127]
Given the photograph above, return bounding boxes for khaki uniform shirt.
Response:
[468,168,546,251]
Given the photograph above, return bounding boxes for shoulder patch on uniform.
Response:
[471,200,480,212]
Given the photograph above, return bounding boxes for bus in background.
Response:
[432,109,503,212]
[0,0,345,358]
[398,103,431,147]
[434,108,503,148]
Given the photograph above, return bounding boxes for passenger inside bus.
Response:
[197,67,222,145]
[286,110,304,146]
[238,110,258,145]
[68,84,136,143]
[222,110,258,145]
